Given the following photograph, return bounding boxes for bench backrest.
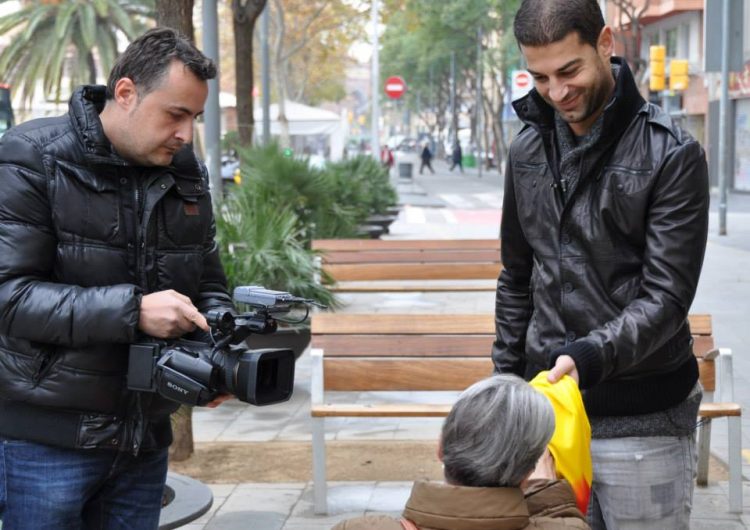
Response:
[311,313,715,393]
[312,239,502,282]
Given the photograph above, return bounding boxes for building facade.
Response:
[606,0,750,191]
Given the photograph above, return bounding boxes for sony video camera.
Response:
[127,286,321,407]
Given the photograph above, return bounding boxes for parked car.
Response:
[221,156,241,188]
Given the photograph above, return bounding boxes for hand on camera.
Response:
[138,290,209,339]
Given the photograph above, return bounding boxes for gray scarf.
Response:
[554,64,621,201]
[554,112,604,202]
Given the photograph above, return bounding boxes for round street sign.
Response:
[511,70,533,101]
[514,71,531,90]
[384,76,407,99]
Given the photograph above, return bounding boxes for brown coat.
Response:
[331,479,589,530]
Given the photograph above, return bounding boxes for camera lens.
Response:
[230,349,295,405]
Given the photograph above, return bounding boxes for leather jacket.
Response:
[0,85,232,452]
[492,58,709,417]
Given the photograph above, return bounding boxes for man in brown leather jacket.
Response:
[333,375,589,530]
[493,1,709,528]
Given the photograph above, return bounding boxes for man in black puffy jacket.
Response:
[493,1,709,528]
[0,28,234,529]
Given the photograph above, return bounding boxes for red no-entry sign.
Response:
[514,71,531,90]
[384,76,406,99]
[511,70,533,101]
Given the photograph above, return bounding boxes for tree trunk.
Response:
[153,0,197,461]
[233,0,267,146]
[275,65,291,148]
[86,51,97,85]
[271,0,290,148]
[168,405,194,462]
[155,0,195,40]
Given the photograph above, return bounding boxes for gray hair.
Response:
[441,374,555,487]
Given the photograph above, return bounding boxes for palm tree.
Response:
[0,0,154,105]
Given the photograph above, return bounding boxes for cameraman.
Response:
[0,29,233,529]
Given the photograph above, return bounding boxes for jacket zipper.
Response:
[130,176,147,455]
[134,177,146,291]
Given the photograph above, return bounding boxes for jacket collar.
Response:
[513,56,646,135]
[68,85,127,166]
[402,480,530,530]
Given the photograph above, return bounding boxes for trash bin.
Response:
[463,154,476,168]
[398,162,413,179]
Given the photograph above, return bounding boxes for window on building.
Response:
[665,28,678,57]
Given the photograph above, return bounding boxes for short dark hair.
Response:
[107,27,216,99]
[514,0,605,49]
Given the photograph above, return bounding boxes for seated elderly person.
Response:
[332,374,589,530]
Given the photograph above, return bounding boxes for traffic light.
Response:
[670,59,689,91]
[649,45,666,92]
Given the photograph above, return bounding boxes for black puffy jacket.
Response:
[492,58,709,417]
[0,85,232,452]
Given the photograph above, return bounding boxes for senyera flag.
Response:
[530,371,592,515]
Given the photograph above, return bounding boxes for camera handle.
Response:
[205,310,278,352]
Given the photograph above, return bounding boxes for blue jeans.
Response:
[0,438,168,530]
[587,435,697,529]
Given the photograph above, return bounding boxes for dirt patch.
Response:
[169,440,729,484]
[169,440,443,483]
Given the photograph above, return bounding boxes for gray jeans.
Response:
[587,435,697,529]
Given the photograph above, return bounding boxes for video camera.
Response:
[127,286,322,407]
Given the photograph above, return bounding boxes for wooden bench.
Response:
[312,238,502,292]
[309,313,742,514]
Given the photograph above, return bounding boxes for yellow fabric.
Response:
[529,371,592,515]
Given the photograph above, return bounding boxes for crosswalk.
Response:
[400,204,501,227]
[398,192,503,228]
[438,192,503,209]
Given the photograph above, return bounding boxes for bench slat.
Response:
[698,359,716,392]
[312,314,493,334]
[313,313,711,336]
[330,282,497,292]
[314,334,713,358]
[313,239,501,252]
[325,262,503,282]
[323,358,493,391]
[693,336,714,357]
[321,250,501,264]
[699,402,742,418]
[311,403,453,418]
[313,335,494,356]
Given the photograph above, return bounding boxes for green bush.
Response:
[327,156,398,216]
[236,143,362,240]
[215,145,398,304]
[215,184,339,309]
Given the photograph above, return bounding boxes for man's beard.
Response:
[556,63,613,125]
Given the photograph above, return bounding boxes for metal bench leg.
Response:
[697,419,711,486]
[728,416,743,513]
[312,417,328,514]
